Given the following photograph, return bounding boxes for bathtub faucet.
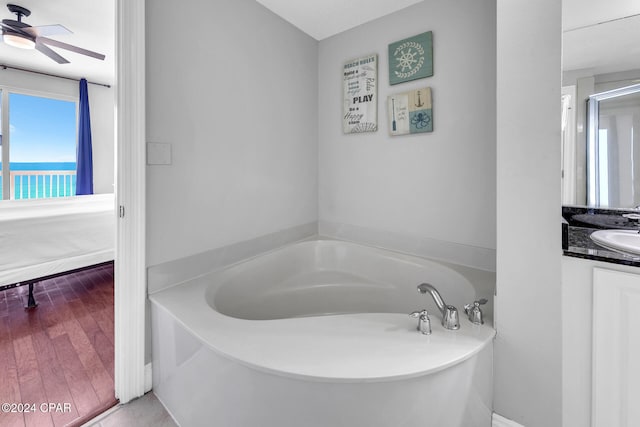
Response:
[416,283,460,330]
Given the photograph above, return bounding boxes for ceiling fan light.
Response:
[3,32,35,49]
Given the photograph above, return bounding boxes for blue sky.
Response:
[7,93,77,163]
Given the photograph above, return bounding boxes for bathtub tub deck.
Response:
[151,276,494,382]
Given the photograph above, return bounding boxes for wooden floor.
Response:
[0,264,117,427]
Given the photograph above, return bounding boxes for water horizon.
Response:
[2,162,77,171]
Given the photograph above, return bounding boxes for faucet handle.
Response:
[464,299,487,310]
[409,309,432,335]
[409,309,428,318]
[464,299,487,325]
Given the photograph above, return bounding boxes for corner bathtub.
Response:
[150,239,495,427]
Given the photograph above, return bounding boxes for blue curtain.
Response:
[76,78,93,195]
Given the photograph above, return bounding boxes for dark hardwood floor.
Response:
[0,264,116,427]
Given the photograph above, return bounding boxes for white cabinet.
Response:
[592,268,640,427]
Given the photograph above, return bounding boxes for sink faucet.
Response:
[416,283,460,330]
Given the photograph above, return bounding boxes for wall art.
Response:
[388,87,432,136]
[388,31,433,85]
[343,54,378,134]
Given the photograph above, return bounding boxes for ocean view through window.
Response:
[0,91,77,200]
[3,162,77,199]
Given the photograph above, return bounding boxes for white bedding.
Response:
[0,193,115,287]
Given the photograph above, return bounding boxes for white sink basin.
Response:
[590,229,640,256]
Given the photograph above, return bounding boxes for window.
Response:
[0,89,77,200]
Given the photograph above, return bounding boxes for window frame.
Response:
[0,86,78,200]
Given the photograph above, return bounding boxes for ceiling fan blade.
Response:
[27,24,72,37]
[37,36,105,60]
[35,41,69,64]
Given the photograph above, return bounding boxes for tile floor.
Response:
[82,392,176,427]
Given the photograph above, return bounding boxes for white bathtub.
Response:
[150,239,495,427]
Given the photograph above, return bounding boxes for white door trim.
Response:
[114,0,146,404]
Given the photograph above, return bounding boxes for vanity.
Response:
[561,50,640,427]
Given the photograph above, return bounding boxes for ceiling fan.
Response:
[0,3,105,64]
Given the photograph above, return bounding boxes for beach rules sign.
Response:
[343,54,378,134]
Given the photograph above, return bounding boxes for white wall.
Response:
[145,0,318,267]
[496,1,562,426]
[318,0,496,261]
[0,68,115,194]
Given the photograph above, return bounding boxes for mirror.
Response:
[586,84,640,208]
[561,1,640,208]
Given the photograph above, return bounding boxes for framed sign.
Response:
[388,87,432,136]
[343,54,378,133]
[388,31,433,85]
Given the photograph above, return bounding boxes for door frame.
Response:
[114,0,146,404]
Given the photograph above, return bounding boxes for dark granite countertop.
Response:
[565,226,640,266]
[562,206,640,267]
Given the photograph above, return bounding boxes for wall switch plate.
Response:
[147,142,172,165]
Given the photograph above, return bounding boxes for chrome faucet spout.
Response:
[417,283,460,330]
[417,283,446,316]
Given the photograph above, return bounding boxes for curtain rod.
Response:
[0,64,111,88]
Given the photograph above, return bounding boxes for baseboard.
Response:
[493,413,525,427]
[144,363,152,393]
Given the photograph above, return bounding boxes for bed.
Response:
[0,193,115,307]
